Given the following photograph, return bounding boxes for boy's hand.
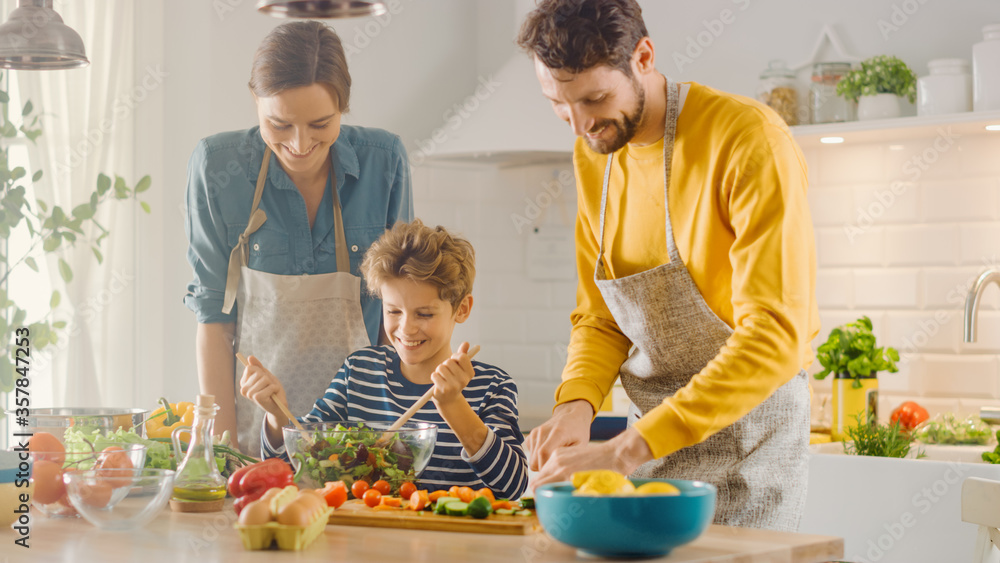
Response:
[430,341,475,406]
[239,354,289,419]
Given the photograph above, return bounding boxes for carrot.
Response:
[429,490,449,502]
[475,488,495,501]
[457,486,475,503]
[491,500,512,511]
[379,496,402,508]
[407,490,430,511]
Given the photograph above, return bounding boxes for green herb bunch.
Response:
[844,412,921,458]
[835,55,917,104]
[814,315,900,388]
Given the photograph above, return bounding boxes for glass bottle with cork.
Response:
[171,394,227,504]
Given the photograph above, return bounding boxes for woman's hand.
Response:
[530,427,655,490]
[525,399,594,471]
[239,354,289,421]
[429,341,475,406]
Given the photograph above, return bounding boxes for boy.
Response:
[240,220,528,499]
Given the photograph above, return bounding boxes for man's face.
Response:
[535,58,645,154]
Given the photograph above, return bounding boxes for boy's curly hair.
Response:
[360,219,475,310]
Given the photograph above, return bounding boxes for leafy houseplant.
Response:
[0,73,151,393]
[835,55,918,104]
[813,315,900,388]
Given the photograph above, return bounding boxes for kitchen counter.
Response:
[8,501,843,563]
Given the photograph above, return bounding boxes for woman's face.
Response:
[255,83,342,179]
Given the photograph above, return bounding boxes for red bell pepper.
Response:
[890,401,929,432]
[228,458,295,515]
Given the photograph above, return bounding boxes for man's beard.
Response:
[583,78,646,155]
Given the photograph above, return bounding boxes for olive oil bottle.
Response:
[171,394,227,502]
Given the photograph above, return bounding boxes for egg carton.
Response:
[234,507,333,551]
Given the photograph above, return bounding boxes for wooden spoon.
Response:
[235,352,312,444]
[375,344,481,447]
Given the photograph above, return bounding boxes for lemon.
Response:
[634,482,680,496]
[572,470,635,496]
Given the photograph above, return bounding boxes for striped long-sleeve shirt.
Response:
[262,345,528,500]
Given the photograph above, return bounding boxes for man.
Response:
[519,0,819,531]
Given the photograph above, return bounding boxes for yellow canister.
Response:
[831,374,879,441]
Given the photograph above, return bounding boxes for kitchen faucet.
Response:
[964,268,1000,425]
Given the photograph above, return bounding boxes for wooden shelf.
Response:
[791,109,1000,147]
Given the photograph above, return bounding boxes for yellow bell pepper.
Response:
[145,398,195,439]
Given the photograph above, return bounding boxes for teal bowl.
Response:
[534,478,716,558]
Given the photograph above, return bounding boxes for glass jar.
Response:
[810,62,854,124]
[917,58,972,116]
[757,60,799,125]
[973,23,1000,112]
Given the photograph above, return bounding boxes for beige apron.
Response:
[222,147,371,457]
[595,79,809,531]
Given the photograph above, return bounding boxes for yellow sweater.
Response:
[557,82,820,459]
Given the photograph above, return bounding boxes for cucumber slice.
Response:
[515,510,533,517]
[519,496,535,509]
[433,497,460,515]
[494,508,515,515]
[444,501,469,516]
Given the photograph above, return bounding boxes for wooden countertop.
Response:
[10,501,843,563]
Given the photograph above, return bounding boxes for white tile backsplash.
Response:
[851,181,920,225]
[816,226,885,267]
[853,269,920,308]
[921,178,999,222]
[884,225,959,267]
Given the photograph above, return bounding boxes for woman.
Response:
[184,21,413,456]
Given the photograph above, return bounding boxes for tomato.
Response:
[78,481,113,509]
[399,481,417,500]
[95,446,135,488]
[351,479,369,499]
[30,460,66,505]
[890,401,930,432]
[363,488,382,508]
[320,481,348,508]
[457,486,475,503]
[475,487,495,501]
[372,479,391,496]
[28,432,66,465]
[448,485,461,497]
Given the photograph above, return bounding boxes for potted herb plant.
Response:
[813,315,900,440]
[835,55,918,120]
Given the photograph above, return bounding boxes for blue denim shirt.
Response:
[184,125,413,345]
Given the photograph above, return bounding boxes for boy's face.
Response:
[380,278,472,376]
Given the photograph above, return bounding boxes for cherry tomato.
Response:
[320,481,348,508]
[399,481,417,500]
[363,488,382,508]
[351,479,369,499]
[457,486,475,503]
[372,479,391,496]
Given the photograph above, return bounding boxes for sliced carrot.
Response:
[407,490,430,511]
[372,504,402,511]
[327,453,339,462]
[491,500,512,511]
[379,496,402,508]
[475,488,495,501]
[448,485,461,497]
[428,490,449,502]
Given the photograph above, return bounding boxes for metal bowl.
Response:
[8,408,148,442]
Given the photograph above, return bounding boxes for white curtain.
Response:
[13,1,138,408]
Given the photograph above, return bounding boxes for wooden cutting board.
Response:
[327,500,541,535]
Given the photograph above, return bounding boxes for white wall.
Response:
[140,1,1000,428]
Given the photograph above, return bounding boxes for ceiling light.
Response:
[0,0,88,70]
[257,0,387,18]
[820,137,845,144]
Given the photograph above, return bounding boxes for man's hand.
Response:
[530,427,654,490]
[525,400,594,471]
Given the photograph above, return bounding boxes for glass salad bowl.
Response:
[27,443,147,518]
[283,421,437,493]
[64,468,175,531]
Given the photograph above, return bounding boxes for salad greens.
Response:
[913,413,993,445]
[981,432,1000,464]
[290,423,417,492]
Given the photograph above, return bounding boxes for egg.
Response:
[238,498,274,526]
[276,497,320,527]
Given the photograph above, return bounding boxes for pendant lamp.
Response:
[257,0,387,18]
[0,0,88,70]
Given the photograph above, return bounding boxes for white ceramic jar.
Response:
[917,58,972,116]
[973,23,1000,112]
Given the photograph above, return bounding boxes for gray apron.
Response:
[222,147,371,457]
[595,79,809,531]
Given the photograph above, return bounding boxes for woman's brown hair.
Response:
[249,21,352,112]
[361,220,476,310]
[516,0,647,76]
